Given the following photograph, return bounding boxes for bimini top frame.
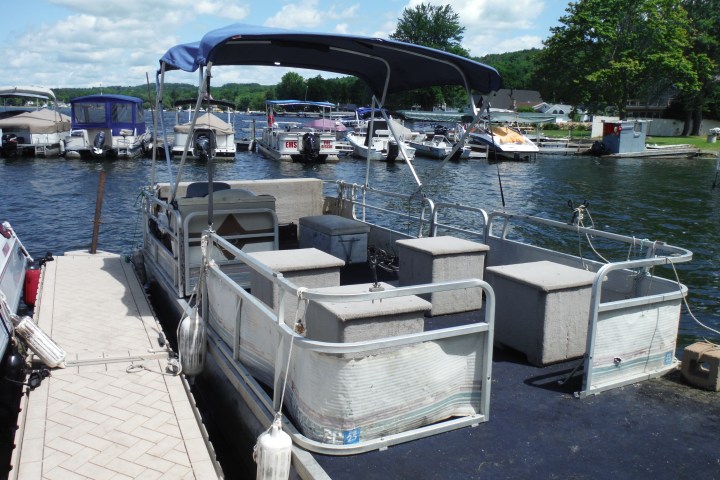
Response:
[153,24,501,196]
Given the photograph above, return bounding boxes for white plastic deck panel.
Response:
[11,252,220,479]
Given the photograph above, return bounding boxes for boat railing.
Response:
[205,231,496,454]
[486,211,693,396]
[328,181,435,238]
[326,181,489,242]
[428,202,489,240]
[141,189,184,295]
[486,211,691,265]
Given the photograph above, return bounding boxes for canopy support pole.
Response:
[171,63,213,203]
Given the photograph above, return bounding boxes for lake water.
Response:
[1,113,719,350]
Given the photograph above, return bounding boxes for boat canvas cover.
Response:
[0,86,57,101]
[265,100,335,109]
[174,112,234,134]
[307,118,346,131]
[159,24,501,97]
[0,109,71,134]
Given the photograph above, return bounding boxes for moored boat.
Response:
[256,100,341,163]
[138,23,716,479]
[468,122,539,161]
[64,94,150,159]
[0,86,71,158]
[408,134,470,159]
[172,98,237,159]
[345,116,417,162]
[0,221,36,383]
[586,119,700,158]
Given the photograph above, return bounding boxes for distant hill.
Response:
[475,49,541,91]
[53,83,274,111]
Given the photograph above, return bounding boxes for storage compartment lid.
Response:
[486,260,596,292]
[299,215,370,235]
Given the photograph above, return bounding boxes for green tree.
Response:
[389,3,468,110]
[275,72,306,100]
[306,75,329,102]
[477,50,540,90]
[390,3,468,57]
[534,0,698,119]
[674,0,720,134]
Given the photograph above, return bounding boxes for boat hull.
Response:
[257,128,339,163]
[0,222,32,362]
[468,126,538,161]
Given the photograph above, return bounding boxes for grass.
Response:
[645,135,720,152]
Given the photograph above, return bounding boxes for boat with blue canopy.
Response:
[257,100,342,163]
[64,94,150,159]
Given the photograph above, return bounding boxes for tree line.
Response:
[50,1,719,135]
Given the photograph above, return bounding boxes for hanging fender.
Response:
[24,267,41,307]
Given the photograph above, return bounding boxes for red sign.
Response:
[285,141,298,149]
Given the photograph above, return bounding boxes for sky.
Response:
[1,0,570,89]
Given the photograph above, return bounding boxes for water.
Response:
[2,114,719,349]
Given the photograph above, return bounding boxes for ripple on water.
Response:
[1,140,718,344]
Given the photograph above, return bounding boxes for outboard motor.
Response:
[589,141,607,157]
[434,125,449,137]
[386,141,399,162]
[195,135,211,161]
[92,131,106,156]
[301,132,321,162]
[1,133,21,157]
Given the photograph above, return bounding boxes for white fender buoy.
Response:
[254,418,292,480]
[177,308,206,376]
[13,315,66,368]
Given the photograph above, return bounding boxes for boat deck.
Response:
[10,252,221,479]
[312,344,720,479]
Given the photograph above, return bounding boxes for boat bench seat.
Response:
[397,236,489,316]
[304,282,431,345]
[485,260,596,366]
[158,178,325,226]
[175,189,278,271]
[299,215,370,264]
[248,248,345,327]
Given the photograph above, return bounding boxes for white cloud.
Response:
[265,0,323,28]
[1,0,254,87]
[400,0,547,56]
[402,0,544,30]
[1,0,560,88]
[264,0,360,29]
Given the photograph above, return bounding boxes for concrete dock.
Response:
[10,252,221,479]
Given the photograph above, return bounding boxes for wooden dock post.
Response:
[90,170,106,254]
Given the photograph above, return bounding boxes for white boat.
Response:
[139,24,697,478]
[408,134,470,159]
[0,221,34,377]
[64,94,151,159]
[172,99,237,159]
[468,123,539,161]
[0,86,71,158]
[346,116,417,162]
[256,100,341,163]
